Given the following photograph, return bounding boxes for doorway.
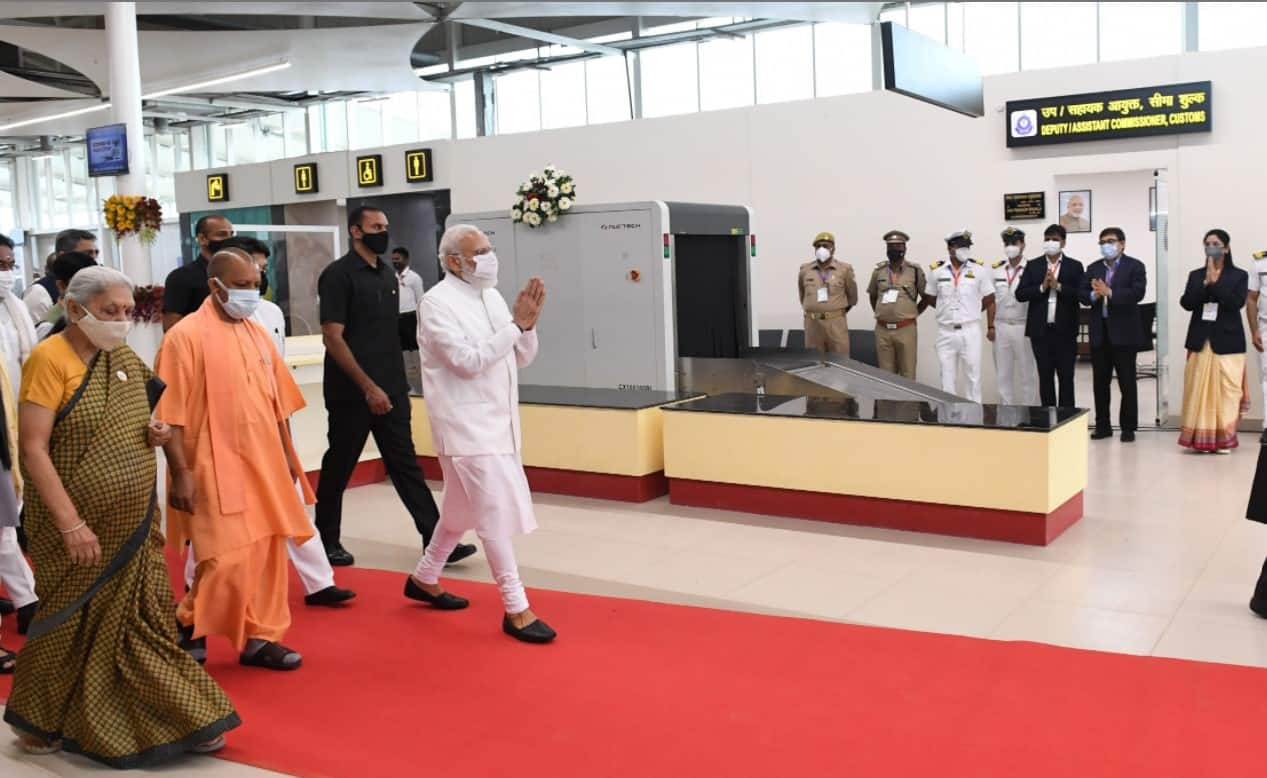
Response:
[673,234,749,359]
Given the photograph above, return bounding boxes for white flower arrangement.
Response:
[511,165,576,229]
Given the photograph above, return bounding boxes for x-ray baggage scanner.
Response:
[447,201,755,391]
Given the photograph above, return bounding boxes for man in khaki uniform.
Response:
[867,229,930,379]
[797,232,858,356]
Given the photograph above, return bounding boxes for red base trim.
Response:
[310,456,667,503]
[668,479,1084,546]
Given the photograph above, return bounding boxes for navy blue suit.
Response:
[1080,254,1147,433]
[1016,255,1084,407]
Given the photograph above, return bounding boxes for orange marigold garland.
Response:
[103,195,163,244]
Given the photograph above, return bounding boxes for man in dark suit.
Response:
[1016,224,1084,408]
[1080,227,1147,442]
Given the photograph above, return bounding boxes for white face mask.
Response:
[1043,240,1063,257]
[467,251,499,290]
[1003,245,1022,260]
[0,270,14,296]
[954,247,972,263]
[72,305,131,351]
[814,246,832,262]
[213,279,261,320]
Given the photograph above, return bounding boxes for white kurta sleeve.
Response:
[515,328,539,368]
[22,286,51,325]
[419,297,520,379]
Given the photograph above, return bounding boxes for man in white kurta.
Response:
[406,224,555,644]
[178,237,356,608]
[0,236,37,629]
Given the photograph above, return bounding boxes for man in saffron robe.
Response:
[156,248,314,670]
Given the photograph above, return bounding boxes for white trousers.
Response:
[993,320,1037,405]
[0,526,36,608]
[1259,322,1267,430]
[414,527,528,614]
[936,321,984,402]
[183,484,335,596]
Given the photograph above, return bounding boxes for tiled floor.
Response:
[5,421,1267,776]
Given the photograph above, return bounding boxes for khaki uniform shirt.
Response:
[798,258,858,314]
[867,261,925,323]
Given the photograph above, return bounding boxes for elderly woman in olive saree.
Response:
[4,267,239,767]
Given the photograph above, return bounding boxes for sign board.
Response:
[1003,192,1045,220]
[356,154,383,187]
[1007,81,1211,148]
[86,123,128,177]
[404,148,433,183]
[206,173,229,202]
[293,162,319,194]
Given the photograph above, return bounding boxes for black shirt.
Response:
[162,255,210,316]
[318,250,407,406]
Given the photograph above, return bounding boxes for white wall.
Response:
[173,42,1267,420]
[1052,170,1158,303]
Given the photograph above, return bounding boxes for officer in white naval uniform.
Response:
[925,230,996,402]
[990,227,1037,405]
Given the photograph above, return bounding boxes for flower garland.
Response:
[103,195,163,244]
[511,165,576,228]
[132,285,164,324]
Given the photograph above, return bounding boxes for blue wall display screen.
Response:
[86,123,129,177]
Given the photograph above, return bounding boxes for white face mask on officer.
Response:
[814,246,832,262]
[1043,240,1063,257]
[1003,245,1022,260]
[954,247,972,263]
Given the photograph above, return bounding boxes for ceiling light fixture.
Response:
[142,61,291,99]
[0,103,110,133]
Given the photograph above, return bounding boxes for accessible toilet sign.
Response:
[1006,81,1211,148]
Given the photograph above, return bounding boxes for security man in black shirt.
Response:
[315,205,476,567]
[162,213,234,332]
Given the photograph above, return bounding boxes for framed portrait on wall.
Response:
[1058,190,1092,233]
[1149,186,1157,232]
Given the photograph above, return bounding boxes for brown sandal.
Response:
[0,647,15,675]
[238,641,302,671]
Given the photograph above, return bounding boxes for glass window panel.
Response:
[641,43,700,117]
[494,69,542,134]
[1198,2,1267,52]
[1099,3,1183,62]
[908,2,947,44]
[418,88,453,140]
[348,98,385,149]
[585,55,630,124]
[209,125,230,167]
[256,113,285,161]
[325,100,349,151]
[455,78,477,138]
[540,61,587,129]
[226,124,258,165]
[879,7,906,26]
[755,25,814,105]
[813,22,873,98]
[698,35,754,111]
[283,109,308,156]
[947,2,966,50]
[1020,2,1097,70]
[68,147,89,225]
[50,154,69,227]
[964,2,1019,75]
[383,91,420,145]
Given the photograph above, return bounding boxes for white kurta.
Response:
[418,275,539,537]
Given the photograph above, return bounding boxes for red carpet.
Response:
[4,565,1267,777]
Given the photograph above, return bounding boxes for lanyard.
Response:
[888,264,904,287]
[815,263,832,285]
[1005,262,1022,286]
[949,262,965,288]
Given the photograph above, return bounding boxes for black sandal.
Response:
[0,646,15,675]
[239,641,302,671]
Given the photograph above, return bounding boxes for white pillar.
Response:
[105,2,150,284]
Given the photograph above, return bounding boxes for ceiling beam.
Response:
[453,18,621,56]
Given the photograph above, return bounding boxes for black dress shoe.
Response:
[177,622,207,664]
[445,543,478,567]
[403,576,469,610]
[1251,597,1267,619]
[0,597,13,615]
[1120,430,1136,443]
[304,586,357,607]
[325,544,355,567]
[503,615,556,644]
[1090,429,1113,440]
[16,601,37,635]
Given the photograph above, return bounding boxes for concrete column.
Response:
[105,2,150,284]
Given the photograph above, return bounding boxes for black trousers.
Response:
[1091,337,1138,432]
[315,393,439,548]
[1255,557,1267,605]
[1030,329,1077,408]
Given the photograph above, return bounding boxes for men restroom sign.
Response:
[356,154,383,187]
[404,148,433,183]
[206,173,229,202]
[294,162,318,194]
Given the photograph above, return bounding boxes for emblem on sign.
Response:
[206,173,229,202]
[356,154,383,187]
